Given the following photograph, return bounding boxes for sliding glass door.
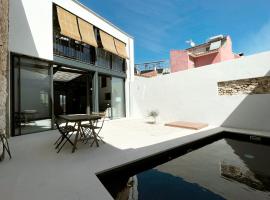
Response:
[111,77,125,119]
[13,56,52,135]
[11,55,126,136]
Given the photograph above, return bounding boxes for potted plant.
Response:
[148,110,159,124]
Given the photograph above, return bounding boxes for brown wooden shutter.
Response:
[78,18,98,47]
[99,30,118,55]
[56,6,81,41]
[114,38,128,59]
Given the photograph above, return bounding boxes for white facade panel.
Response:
[125,38,134,117]
[9,0,135,118]
[53,0,131,44]
[9,0,53,60]
[9,0,134,62]
[132,51,270,131]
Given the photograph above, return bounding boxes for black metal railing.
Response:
[53,35,94,64]
[53,34,126,73]
[135,60,170,75]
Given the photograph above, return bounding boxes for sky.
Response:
[79,0,270,64]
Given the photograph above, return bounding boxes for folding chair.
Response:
[81,112,106,146]
[0,133,12,161]
[54,117,77,153]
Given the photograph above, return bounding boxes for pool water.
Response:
[100,138,270,200]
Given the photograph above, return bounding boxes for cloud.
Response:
[239,20,270,55]
[112,0,189,54]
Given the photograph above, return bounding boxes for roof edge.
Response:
[186,35,228,51]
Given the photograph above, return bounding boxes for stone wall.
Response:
[218,76,270,95]
[0,0,9,136]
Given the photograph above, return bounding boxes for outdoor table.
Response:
[58,114,101,153]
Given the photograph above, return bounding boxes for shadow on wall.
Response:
[10,0,38,57]
[222,70,270,132]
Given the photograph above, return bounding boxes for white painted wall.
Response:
[9,0,134,60]
[131,51,270,132]
[9,0,134,117]
[9,0,53,60]
[125,38,135,117]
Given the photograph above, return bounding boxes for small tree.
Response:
[148,110,159,124]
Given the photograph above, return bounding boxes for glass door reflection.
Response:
[13,57,52,135]
[111,77,125,119]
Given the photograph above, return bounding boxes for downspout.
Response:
[128,38,132,118]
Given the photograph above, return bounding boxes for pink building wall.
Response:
[170,50,189,73]
[194,52,219,67]
[219,36,236,61]
[170,36,240,72]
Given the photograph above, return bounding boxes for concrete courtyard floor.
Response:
[0,118,268,200]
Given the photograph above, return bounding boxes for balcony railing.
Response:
[135,60,169,71]
[53,35,126,73]
[53,36,94,64]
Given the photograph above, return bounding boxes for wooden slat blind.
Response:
[78,18,97,47]
[56,6,81,41]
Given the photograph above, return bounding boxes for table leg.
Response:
[0,135,11,159]
[72,122,81,153]
[79,125,87,139]
[90,121,99,147]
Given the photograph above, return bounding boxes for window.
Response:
[40,91,49,105]
[52,4,127,72]
[96,48,111,69]
[111,77,125,118]
[105,92,111,100]
[122,59,127,72]
[12,56,52,135]
[101,76,107,88]
[209,40,222,51]
[112,54,125,72]
[59,95,66,113]
[53,4,96,64]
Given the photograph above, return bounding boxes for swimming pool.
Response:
[97,132,270,200]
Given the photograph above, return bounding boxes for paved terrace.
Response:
[0,119,269,200]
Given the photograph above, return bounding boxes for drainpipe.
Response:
[92,71,99,112]
[128,38,132,118]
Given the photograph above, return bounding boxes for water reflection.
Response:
[109,138,270,200]
[220,161,270,192]
[154,139,270,200]
[226,139,270,192]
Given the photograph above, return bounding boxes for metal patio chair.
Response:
[81,112,106,146]
[54,117,77,153]
[0,133,12,161]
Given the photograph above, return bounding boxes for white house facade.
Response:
[8,0,134,136]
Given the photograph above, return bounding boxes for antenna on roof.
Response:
[186,39,195,47]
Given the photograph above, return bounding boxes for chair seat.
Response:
[81,124,100,129]
[59,125,77,133]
